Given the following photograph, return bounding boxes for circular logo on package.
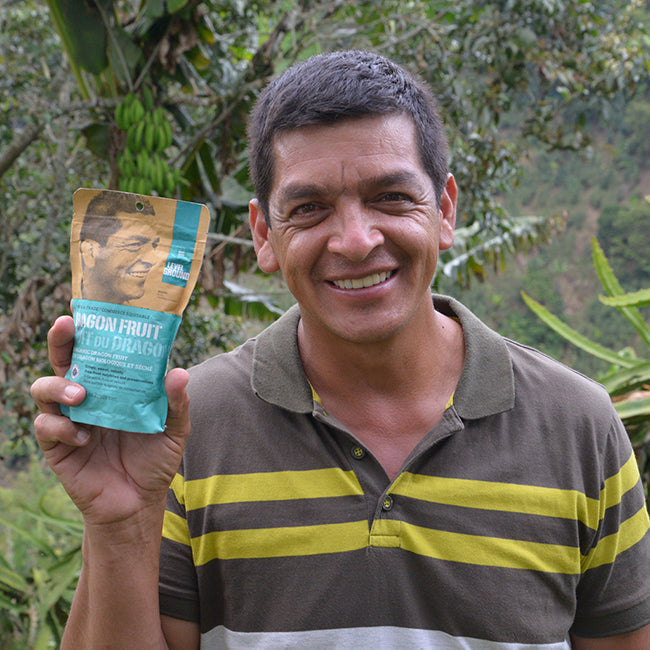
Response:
[70,364,81,380]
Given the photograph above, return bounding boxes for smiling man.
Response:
[31,51,650,649]
[79,191,159,305]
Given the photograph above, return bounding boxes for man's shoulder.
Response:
[440,294,613,420]
[505,336,604,386]
[185,303,308,413]
[505,336,613,408]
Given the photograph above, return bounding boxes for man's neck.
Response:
[298,305,463,398]
[297,305,465,480]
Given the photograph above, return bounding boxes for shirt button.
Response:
[350,446,366,460]
[382,495,394,511]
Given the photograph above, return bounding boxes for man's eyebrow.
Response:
[278,182,329,205]
[115,234,156,245]
[360,170,424,191]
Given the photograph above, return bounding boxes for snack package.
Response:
[61,188,210,433]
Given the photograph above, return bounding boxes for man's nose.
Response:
[326,205,384,261]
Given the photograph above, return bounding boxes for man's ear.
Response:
[79,239,99,269]
[438,174,457,251]
[249,199,280,273]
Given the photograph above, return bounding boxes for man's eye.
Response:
[120,242,144,252]
[379,192,411,202]
[291,203,325,218]
[292,202,322,216]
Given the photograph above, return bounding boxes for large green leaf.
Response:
[614,395,650,421]
[222,280,285,320]
[81,123,111,160]
[106,23,142,88]
[144,0,189,19]
[601,360,650,396]
[600,288,650,309]
[520,291,637,369]
[439,215,551,286]
[45,0,110,75]
[593,237,650,347]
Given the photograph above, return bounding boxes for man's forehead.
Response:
[278,112,416,156]
[272,112,415,148]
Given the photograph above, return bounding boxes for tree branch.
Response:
[0,122,43,179]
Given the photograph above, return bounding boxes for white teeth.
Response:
[332,271,392,290]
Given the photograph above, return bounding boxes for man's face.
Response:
[89,214,159,304]
[251,113,456,345]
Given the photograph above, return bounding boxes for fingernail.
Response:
[76,430,90,444]
[65,385,82,400]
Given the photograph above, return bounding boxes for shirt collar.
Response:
[251,295,514,419]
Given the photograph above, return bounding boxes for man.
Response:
[79,190,159,305]
[31,50,650,649]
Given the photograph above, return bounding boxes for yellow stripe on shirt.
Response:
[183,468,364,510]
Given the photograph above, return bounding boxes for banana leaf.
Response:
[221,280,285,320]
[45,0,110,82]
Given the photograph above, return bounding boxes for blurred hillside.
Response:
[457,85,650,378]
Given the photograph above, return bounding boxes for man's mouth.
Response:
[330,270,394,290]
[128,271,149,281]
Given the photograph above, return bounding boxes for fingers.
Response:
[47,315,76,377]
[31,376,88,451]
[34,412,90,451]
[163,368,191,443]
[31,375,85,414]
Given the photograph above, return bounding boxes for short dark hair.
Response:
[247,50,449,223]
[80,191,155,246]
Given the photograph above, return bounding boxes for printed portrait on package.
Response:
[71,189,208,315]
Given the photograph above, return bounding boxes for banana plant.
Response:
[0,473,83,649]
[438,214,557,287]
[522,237,650,470]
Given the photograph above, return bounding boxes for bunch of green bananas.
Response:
[114,88,181,196]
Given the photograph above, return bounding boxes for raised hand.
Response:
[30,315,191,526]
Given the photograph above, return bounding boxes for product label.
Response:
[162,201,203,287]
[61,299,181,433]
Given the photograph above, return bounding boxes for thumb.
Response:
[164,368,191,445]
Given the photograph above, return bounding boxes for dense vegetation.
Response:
[461,88,650,377]
[1,1,649,646]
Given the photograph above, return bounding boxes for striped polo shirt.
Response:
[159,295,650,648]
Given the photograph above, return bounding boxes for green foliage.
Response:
[523,238,650,500]
[622,99,650,158]
[170,291,247,368]
[0,3,649,643]
[36,0,650,286]
[598,199,650,288]
[0,462,83,649]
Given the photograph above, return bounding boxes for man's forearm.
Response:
[62,505,168,650]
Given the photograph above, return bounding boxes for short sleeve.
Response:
[571,413,650,637]
[159,469,201,622]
